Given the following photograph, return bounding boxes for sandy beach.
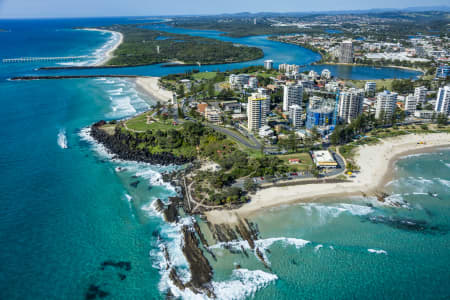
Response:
[135,77,175,104]
[82,28,123,66]
[206,133,450,224]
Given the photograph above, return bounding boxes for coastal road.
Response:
[207,124,262,150]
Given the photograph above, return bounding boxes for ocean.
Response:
[0,17,448,300]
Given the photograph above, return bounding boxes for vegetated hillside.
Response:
[98,24,264,66]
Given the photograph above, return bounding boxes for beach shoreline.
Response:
[134,76,175,105]
[205,133,450,224]
[82,28,123,66]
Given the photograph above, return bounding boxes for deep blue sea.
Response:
[0,17,448,300]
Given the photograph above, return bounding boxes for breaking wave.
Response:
[57,128,68,149]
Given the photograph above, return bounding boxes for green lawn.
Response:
[348,79,396,91]
[124,113,179,132]
[192,71,217,80]
[277,153,314,171]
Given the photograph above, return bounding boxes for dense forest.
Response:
[97,24,264,66]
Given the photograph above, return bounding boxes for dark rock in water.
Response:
[163,203,178,223]
[166,289,175,300]
[153,199,165,213]
[181,225,215,298]
[100,260,132,271]
[151,230,160,237]
[169,268,185,291]
[235,264,241,269]
[118,273,126,281]
[291,259,298,265]
[366,215,446,234]
[130,180,140,188]
[255,247,271,270]
[148,186,153,191]
[85,284,109,300]
[131,175,138,179]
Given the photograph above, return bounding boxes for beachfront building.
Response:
[375,91,398,120]
[405,94,417,114]
[306,98,335,129]
[364,82,376,95]
[289,104,303,130]
[338,40,353,64]
[435,65,449,79]
[247,93,268,132]
[338,88,364,124]
[283,84,303,111]
[414,86,428,104]
[414,110,435,120]
[264,60,274,70]
[435,86,450,115]
[311,150,338,169]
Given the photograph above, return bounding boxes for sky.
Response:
[0,0,448,18]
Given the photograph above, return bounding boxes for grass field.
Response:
[124,112,179,132]
[277,153,314,171]
[192,71,217,80]
[348,79,396,91]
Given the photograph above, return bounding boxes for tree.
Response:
[244,178,257,193]
[436,113,448,126]
[208,83,215,98]
[177,84,185,98]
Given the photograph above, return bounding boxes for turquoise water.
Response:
[0,18,447,300]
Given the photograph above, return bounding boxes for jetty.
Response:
[2,56,94,64]
[10,75,142,81]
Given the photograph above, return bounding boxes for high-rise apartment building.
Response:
[375,91,398,120]
[338,40,353,64]
[289,104,303,130]
[435,86,450,115]
[338,88,365,124]
[405,94,417,114]
[247,93,268,131]
[364,82,376,95]
[414,86,428,104]
[264,60,273,70]
[282,84,303,111]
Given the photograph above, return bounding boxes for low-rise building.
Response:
[414,110,435,120]
[311,150,338,169]
[205,107,222,124]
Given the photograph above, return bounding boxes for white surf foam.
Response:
[435,178,450,187]
[167,268,278,300]
[368,249,387,255]
[57,128,68,149]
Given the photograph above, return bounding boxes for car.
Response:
[291,172,298,176]
[260,177,264,180]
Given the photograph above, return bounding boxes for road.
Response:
[208,124,261,150]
